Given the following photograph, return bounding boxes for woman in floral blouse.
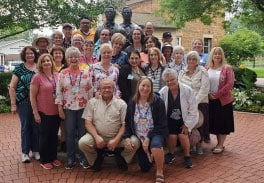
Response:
[89,43,120,97]
[55,46,92,170]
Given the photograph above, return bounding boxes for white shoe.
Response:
[22,153,31,163]
[32,152,40,160]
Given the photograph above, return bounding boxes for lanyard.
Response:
[69,71,83,87]
[44,73,56,96]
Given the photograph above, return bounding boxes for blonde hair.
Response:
[148,47,162,64]
[111,33,126,46]
[100,43,113,54]
[207,47,227,68]
[37,53,55,73]
[133,77,155,104]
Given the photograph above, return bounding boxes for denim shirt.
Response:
[111,51,128,66]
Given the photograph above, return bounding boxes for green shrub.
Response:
[0,73,12,113]
[253,93,264,106]
[0,72,12,96]
[233,66,257,90]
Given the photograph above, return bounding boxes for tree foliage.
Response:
[0,0,124,40]
[219,29,263,67]
[157,0,264,31]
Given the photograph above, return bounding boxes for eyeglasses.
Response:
[81,22,90,25]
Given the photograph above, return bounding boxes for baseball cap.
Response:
[62,23,73,29]
[162,32,172,38]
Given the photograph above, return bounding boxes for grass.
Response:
[241,60,264,78]
[248,67,264,78]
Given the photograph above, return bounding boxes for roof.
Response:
[132,12,176,28]
[0,39,31,48]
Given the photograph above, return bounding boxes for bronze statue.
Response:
[119,7,140,37]
[94,6,125,43]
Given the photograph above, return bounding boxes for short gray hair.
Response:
[65,46,81,58]
[173,45,185,54]
[162,68,178,81]
[186,51,200,63]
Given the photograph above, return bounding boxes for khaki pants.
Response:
[79,133,140,165]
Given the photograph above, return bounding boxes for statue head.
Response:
[104,6,116,22]
[122,7,132,22]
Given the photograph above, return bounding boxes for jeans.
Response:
[64,109,87,163]
[17,99,40,154]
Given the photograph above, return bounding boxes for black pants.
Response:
[39,112,60,164]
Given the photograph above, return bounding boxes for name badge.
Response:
[72,86,79,93]
[152,78,158,83]
[127,74,134,80]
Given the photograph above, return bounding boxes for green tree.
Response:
[219,29,262,66]
[157,0,264,31]
[0,0,124,40]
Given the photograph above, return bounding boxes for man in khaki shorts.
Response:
[79,78,139,171]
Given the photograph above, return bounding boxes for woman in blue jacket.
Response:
[123,77,168,183]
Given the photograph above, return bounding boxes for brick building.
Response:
[126,0,225,53]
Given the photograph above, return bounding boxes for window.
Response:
[176,36,182,46]
[204,38,212,53]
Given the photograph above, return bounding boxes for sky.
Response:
[33,27,61,37]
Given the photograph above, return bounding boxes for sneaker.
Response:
[184,156,193,168]
[80,159,91,169]
[22,153,31,163]
[52,159,62,167]
[40,163,53,170]
[196,146,204,155]
[165,153,175,164]
[65,161,76,170]
[32,152,40,160]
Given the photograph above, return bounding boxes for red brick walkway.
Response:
[0,112,264,183]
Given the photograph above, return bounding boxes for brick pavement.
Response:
[0,112,264,183]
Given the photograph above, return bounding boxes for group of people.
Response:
[9,6,235,183]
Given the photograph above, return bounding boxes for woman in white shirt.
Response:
[178,51,210,155]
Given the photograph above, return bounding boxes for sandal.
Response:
[155,175,165,183]
[213,147,224,154]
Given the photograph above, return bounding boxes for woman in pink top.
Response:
[30,53,61,169]
[207,47,235,154]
